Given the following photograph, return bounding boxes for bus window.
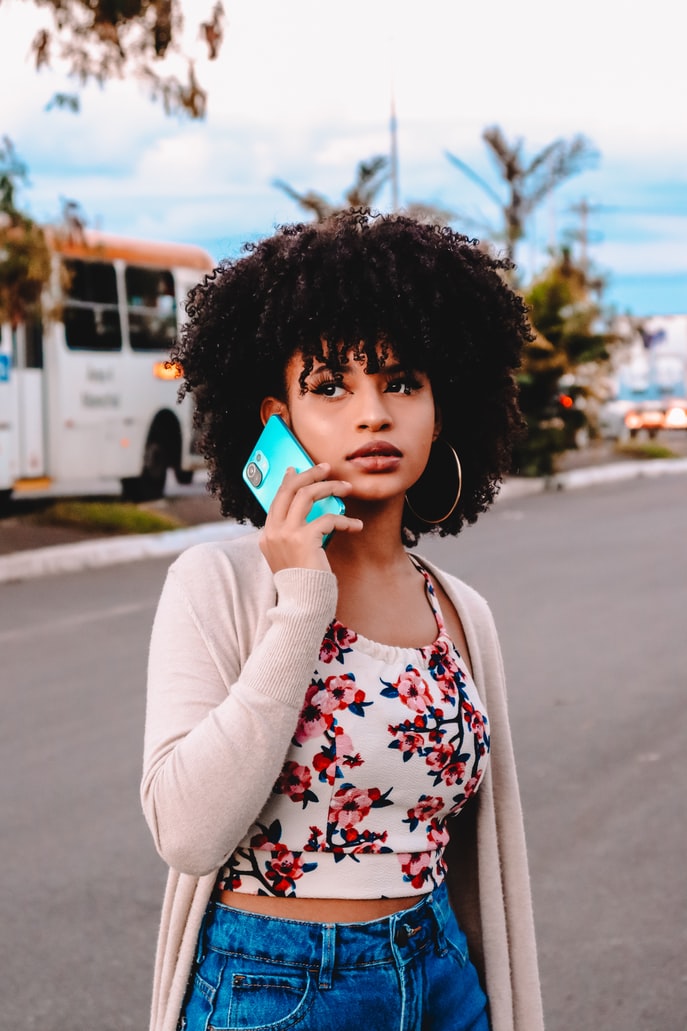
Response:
[125,265,177,351]
[62,259,122,351]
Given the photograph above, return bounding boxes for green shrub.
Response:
[614,442,677,461]
[31,500,183,535]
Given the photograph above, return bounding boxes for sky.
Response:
[1,0,686,317]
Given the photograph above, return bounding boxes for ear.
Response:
[432,405,443,441]
[259,396,290,427]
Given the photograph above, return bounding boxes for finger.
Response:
[312,513,364,540]
[268,463,332,520]
[272,471,352,525]
[287,479,353,519]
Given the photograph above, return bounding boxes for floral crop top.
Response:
[216,558,490,899]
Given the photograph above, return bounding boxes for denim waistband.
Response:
[202,883,454,985]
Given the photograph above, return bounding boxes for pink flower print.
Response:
[319,637,340,664]
[427,820,450,848]
[312,726,358,786]
[318,674,358,713]
[313,747,339,786]
[464,705,487,739]
[264,845,308,893]
[391,727,426,756]
[294,682,333,743]
[319,621,358,663]
[427,724,446,745]
[423,636,451,672]
[333,725,355,758]
[430,636,450,659]
[463,771,483,799]
[329,786,381,828]
[406,795,444,824]
[217,870,242,891]
[332,725,363,767]
[352,830,389,854]
[394,668,434,712]
[274,761,314,804]
[426,745,467,786]
[399,851,433,890]
[439,758,467,786]
[426,743,453,772]
[305,825,324,851]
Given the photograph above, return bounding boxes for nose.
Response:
[355,382,393,431]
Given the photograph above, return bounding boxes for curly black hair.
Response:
[174,210,533,545]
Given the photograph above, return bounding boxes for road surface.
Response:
[2,474,686,1029]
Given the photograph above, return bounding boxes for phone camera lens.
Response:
[246,462,262,487]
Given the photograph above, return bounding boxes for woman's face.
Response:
[261,348,441,508]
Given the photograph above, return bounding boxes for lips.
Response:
[346,441,403,474]
[346,442,403,460]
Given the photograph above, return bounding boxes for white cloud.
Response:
[0,0,686,315]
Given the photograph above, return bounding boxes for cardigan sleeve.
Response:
[140,543,338,877]
[420,557,544,1031]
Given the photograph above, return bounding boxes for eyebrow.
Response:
[310,361,409,376]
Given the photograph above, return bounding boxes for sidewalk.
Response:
[2,447,687,584]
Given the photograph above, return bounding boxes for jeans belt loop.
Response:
[426,885,446,950]
[319,923,336,989]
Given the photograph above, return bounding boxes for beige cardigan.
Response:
[141,532,544,1031]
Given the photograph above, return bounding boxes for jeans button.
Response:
[396,923,421,946]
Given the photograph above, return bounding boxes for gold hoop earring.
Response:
[405,439,462,525]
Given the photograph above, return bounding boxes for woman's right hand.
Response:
[259,464,363,573]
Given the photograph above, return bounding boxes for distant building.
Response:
[611,314,687,402]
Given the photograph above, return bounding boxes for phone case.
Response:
[242,415,346,524]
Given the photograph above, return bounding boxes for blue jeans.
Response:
[180,883,489,1031]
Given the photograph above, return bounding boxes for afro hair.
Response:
[173,210,533,545]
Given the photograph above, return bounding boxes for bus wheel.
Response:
[0,489,12,515]
[175,468,194,486]
[121,439,168,502]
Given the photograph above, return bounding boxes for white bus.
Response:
[0,230,214,505]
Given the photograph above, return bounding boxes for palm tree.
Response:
[274,155,454,226]
[446,126,598,265]
[273,156,391,222]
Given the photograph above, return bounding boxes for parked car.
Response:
[624,403,665,438]
[623,398,687,438]
[663,400,687,430]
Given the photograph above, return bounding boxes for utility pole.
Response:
[387,7,399,213]
[389,82,399,212]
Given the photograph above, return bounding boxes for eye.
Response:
[310,375,346,398]
[386,374,422,396]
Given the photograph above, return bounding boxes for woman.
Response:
[141,211,544,1031]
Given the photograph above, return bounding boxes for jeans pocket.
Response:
[214,968,315,1031]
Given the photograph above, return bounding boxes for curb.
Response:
[499,456,687,498]
[0,520,252,585]
[2,458,687,584]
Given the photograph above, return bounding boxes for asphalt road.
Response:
[2,474,686,1030]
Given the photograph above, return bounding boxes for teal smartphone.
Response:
[242,415,345,531]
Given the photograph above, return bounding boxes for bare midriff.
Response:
[215,889,422,923]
